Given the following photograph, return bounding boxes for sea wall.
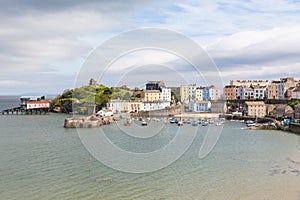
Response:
[174,113,221,119]
[137,105,184,117]
[289,123,300,134]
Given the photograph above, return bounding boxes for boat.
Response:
[102,121,110,125]
[215,122,222,126]
[124,119,131,126]
[170,117,178,124]
[141,121,148,126]
[246,123,256,127]
[245,120,255,127]
[192,122,198,126]
[245,120,254,124]
[202,121,208,126]
[124,123,131,126]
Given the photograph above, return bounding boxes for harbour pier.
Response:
[1,96,50,115]
[1,107,49,115]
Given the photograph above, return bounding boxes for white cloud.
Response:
[209,26,300,65]
[1,0,300,94]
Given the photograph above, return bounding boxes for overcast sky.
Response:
[1,0,300,95]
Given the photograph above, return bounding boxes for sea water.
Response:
[1,96,300,200]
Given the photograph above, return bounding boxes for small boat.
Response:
[245,120,254,124]
[215,122,222,126]
[102,121,110,125]
[141,121,148,126]
[246,123,256,127]
[124,119,131,126]
[170,117,177,124]
[202,122,208,126]
[192,122,198,126]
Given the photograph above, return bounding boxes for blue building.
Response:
[278,82,285,100]
[202,87,210,101]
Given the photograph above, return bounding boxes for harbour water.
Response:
[1,96,300,200]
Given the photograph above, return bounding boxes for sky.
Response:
[1,0,300,95]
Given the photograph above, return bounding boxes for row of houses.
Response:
[107,81,171,113]
[179,84,221,104]
[234,101,300,120]
[106,100,171,113]
[106,81,224,114]
[224,77,300,100]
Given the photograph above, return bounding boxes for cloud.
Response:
[208,26,300,66]
[206,26,300,82]
[1,0,300,94]
[154,0,300,46]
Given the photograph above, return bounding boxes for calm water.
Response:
[1,96,300,200]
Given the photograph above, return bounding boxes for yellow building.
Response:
[180,84,196,103]
[245,101,266,118]
[195,88,203,101]
[144,90,160,102]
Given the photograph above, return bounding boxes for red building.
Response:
[223,85,237,100]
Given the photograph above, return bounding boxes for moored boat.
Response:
[141,121,148,126]
[124,119,131,126]
[124,123,131,126]
[202,121,208,126]
[192,122,198,126]
[102,120,110,125]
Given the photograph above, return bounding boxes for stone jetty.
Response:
[64,115,115,128]
[64,116,102,128]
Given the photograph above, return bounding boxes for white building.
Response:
[159,88,171,102]
[106,100,129,114]
[253,86,266,99]
[129,102,143,113]
[142,101,170,111]
[244,87,254,99]
[189,100,211,112]
[209,86,221,100]
[107,99,170,113]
